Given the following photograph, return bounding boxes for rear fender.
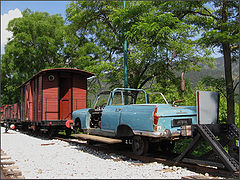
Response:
[116,124,134,137]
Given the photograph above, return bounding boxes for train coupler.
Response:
[66,120,74,129]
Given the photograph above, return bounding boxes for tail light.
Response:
[153,108,159,131]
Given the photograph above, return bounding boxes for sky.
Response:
[1,1,69,54]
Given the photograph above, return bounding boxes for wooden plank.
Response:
[1,161,15,165]
[2,166,19,170]
[5,170,22,176]
[182,175,220,179]
[41,143,55,146]
[1,157,11,160]
[72,134,122,144]
[15,176,25,179]
[182,158,225,169]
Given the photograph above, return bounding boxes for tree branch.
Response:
[139,75,155,89]
[233,76,239,92]
[168,49,175,65]
[188,10,219,20]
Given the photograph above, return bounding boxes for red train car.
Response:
[2,103,21,126]
[4,105,12,121]
[12,103,21,121]
[19,68,94,134]
[1,105,5,125]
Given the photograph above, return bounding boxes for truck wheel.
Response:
[132,136,149,155]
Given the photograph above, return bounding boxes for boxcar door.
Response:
[60,78,71,120]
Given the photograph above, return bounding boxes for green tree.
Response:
[167,0,239,152]
[66,1,214,92]
[1,9,66,104]
[165,0,239,125]
[65,1,119,93]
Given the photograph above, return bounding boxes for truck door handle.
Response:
[116,108,122,112]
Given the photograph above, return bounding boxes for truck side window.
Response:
[111,92,123,106]
[135,92,146,104]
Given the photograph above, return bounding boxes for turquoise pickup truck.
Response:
[72,88,240,172]
[72,88,201,155]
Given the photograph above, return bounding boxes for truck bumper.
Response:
[133,129,180,138]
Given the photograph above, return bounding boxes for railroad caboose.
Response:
[18,68,94,135]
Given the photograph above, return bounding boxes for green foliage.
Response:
[173,138,192,154]
[147,73,239,127]
[181,0,239,126]
[65,1,215,94]
[173,138,213,156]
[1,9,66,105]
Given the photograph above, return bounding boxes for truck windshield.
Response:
[93,92,110,109]
[148,92,168,104]
[112,90,146,105]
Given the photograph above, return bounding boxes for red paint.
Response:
[60,77,71,120]
[10,124,15,129]
[0,106,4,123]
[66,120,74,128]
[72,75,87,111]
[24,82,33,121]
[18,68,95,125]
[43,72,58,121]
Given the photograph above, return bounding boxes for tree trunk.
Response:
[222,42,236,154]
[222,42,235,125]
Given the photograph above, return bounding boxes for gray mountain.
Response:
[184,56,239,88]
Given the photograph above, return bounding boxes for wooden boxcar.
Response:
[2,104,21,126]
[1,105,5,125]
[4,105,12,122]
[12,103,21,122]
[19,68,94,132]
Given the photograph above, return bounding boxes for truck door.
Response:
[101,105,122,132]
[101,91,123,133]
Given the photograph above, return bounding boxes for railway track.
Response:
[54,136,239,179]
[1,128,238,179]
[1,149,25,179]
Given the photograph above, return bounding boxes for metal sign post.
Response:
[123,0,128,89]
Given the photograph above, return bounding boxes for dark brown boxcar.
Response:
[19,68,94,132]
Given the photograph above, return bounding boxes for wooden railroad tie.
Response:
[181,175,221,179]
[1,157,11,160]
[1,149,25,179]
[1,161,15,165]
[72,133,122,144]
[2,166,19,170]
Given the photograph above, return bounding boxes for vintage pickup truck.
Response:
[71,87,206,155]
[72,84,240,172]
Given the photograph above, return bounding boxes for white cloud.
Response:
[1,8,22,54]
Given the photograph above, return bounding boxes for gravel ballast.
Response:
[1,127,215,179]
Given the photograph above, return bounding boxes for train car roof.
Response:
[19,68,95,88]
